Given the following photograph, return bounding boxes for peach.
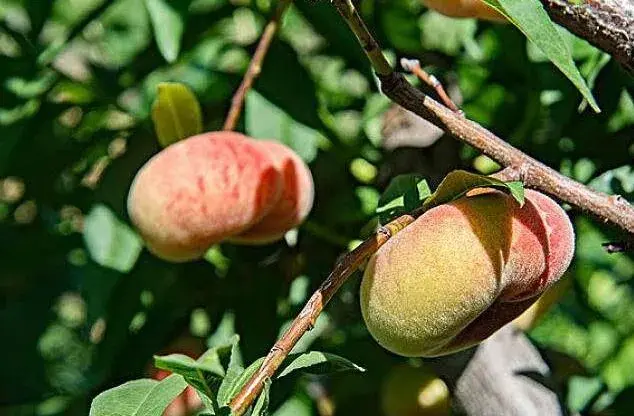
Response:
[382,364,451,416]
[360,189,574,357]
[127,132,283,262]
[422,0,506,21]
[230,140,314,244]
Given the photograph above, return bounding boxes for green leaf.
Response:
[221,357,265,406]
[277,351,365,379]
[246,91,321,163]
[83,204,143,273]
[151,82,203,147]
[89,374,187,416]
[482,0,599,112]
[423,170,525,210]
[144,0,191,63]
[153,353,224,405]
[217,336,244,405]
[376,174,431,224]
[251,378,271,416]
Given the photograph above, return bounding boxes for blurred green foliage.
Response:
[0,0,632,414]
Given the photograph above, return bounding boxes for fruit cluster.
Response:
[361,188,575,357]
[128,131,314,262]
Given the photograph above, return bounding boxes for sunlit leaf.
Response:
[83,204,143,273]
[151,82,203,147]
[89,374,187,416]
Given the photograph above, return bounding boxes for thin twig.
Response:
[228,215,415,414]
[228,0,634,412]
[223,0,293,131]
[400,58,462,114]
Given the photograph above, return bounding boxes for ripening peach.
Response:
[230,140,314,244]
[360,189,574,357]
[382,364,451,416]
[422,0,506,21]
[127,132,283,262]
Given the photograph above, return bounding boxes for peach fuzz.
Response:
[422,0,506,21]
[230,140,314,244]
[360,189,574,357]
[127,131,282,262]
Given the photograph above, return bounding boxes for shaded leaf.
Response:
[89,374,187,416]
[376,174,431,224]
[83,204,143,273]
[151,82,203,147]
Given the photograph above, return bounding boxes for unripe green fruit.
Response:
[360,189,575,357]
[382,364,451,416]
[422,0,506,21]
[127,132,284,262]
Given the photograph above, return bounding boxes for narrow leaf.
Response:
[277,351,365,379]
[251,379,272,416]
[217,336,244,405]
[144,0,191,63]
[483,0,600,112]
[89,374,187,416]
[151,82,203,147]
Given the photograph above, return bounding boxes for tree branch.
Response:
[378,73,634,234]
[541,0,634,75]
[228,1,634,413]
[228,215,414,414]
[223,0,293,131]
[332,0,634,235]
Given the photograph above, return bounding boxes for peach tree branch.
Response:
[228,214,415,414]
[223,0,293,131]
[540,0,634,75]
[228,1,634,413]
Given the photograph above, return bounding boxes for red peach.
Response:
[231,140,314,244]
[127,132,282,262]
